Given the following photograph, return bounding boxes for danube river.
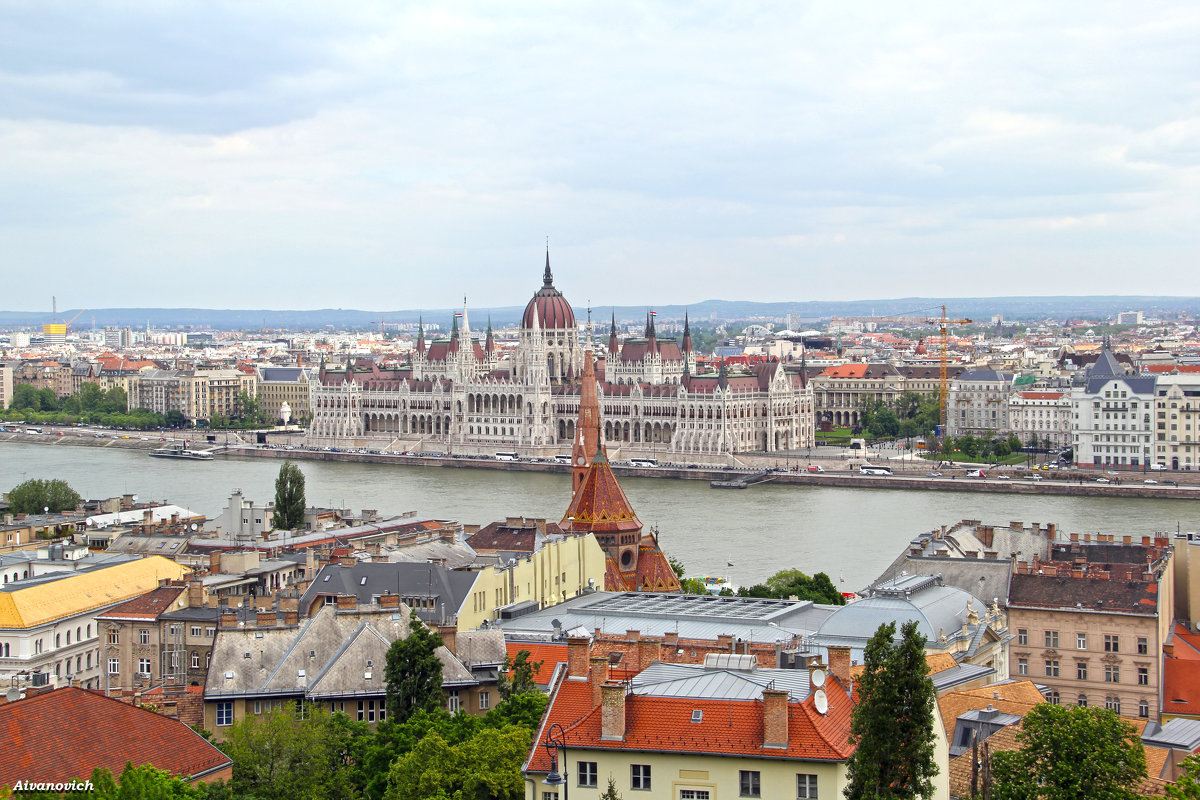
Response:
[3,442,1197,591]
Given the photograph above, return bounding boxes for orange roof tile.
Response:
[0,687,230,785]
[562,451,642,535]
[527,674,854,775]
[504,642,567,685]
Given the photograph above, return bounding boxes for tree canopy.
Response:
[990,703,1146,800]
[273,461,306,530]
[736,568,845,605]
[6,478,82,515]
[844,620,939,800]
[498,649,543,701]
[385,612,445,723]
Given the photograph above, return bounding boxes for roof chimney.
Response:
[762,688,789,749]
[601,682,626,741]
[827,645,851,685]
[589,655,609,708]
[567,636,591,679]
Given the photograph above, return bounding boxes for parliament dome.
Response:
[522,253,576,331]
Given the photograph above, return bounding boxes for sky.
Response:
[2,1,1198,312]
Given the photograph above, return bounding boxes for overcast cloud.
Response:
[1,1,1198,311]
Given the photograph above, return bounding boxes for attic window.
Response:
[254,632,263,639]
[323,575,331,582]
[691,710,703,723]
[309,650,316,658]
[366,660,373,667]
[224,671,233,679]
[297,669,306,677]
[364,671,373,680]
[243,653,251,659]
[360,576,368,585]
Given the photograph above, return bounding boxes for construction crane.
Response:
[924,304,972,433]
[369,320,393,339]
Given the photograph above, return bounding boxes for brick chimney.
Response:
[437,624,457,654]
[637,638,662,672]
[379,593,401,609]
[589,655,609,708]
[256,610,276,628]
[567,636,591,679]
[284,610,299,625]
[601,682,626,741]
[208,551,222,573]
[625,629,641,643]
[219,611,237,630]
[762,688,789,749]
[717,633,734,651]
[187,579,205,607]
[335,595,357,611]
[827,645,851,685]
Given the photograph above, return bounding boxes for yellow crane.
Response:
[924,305,972,433]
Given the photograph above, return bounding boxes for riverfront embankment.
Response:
[2,429,1196,500]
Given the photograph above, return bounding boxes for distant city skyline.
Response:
[2,3,1198,311]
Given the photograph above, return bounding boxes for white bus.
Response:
[859,464,892,476]
[494,452,520,462]
[628,457,659,468]
[553,454,573,464]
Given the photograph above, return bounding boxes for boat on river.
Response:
[149,443,214,461]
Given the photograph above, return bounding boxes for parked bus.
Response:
[553,454,573,464]
[628,457,659,468]
[859,464,892,476]
[494,452,520,462]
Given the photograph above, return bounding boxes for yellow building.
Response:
[524,643,950,800]
[458,532,608,631]
[0,555,191,692]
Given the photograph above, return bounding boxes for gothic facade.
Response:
[307,257,816,456]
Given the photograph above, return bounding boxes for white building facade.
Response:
[1071,350,1156,468]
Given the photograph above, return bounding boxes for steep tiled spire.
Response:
[608,312,619,355]
[682,311,692,354]
[543,247,553,288]
[485,316,495,353]
[416,316,426,355]
[571,348,601,494]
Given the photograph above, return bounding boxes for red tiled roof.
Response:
[504,642,567,685]
[1016,391,1066,400]
[561,452,642,536]
[95,585,184,621]
[819,364,868,378]
[526,675,854,774]
[1164,623,1200,717]
[0,687,231,785]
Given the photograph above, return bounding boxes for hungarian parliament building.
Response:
[307,258,816,457]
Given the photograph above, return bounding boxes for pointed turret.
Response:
[416,317,426,355]
[646,311,658,356]
[485,316,495,354]
[718,358,728,388]
[571,348,602,493]
[449,313,460,354]
[682,311,692,354]
[543,247,554,288]
[608,312,619,355]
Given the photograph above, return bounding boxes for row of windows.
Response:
[1019,657,1149,685]
[1016,629,1148,654]
[563,764,820,798]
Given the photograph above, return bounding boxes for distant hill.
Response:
[0,296,1195,331]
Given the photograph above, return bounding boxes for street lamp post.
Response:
[542,722,569,799]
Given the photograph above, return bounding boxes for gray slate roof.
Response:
[204,604,473,700]
[299,562,477,625]
[1142,717,1200,750]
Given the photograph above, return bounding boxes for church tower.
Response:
[571,347,601,493]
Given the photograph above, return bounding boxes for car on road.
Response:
[996,474,1010,480]
[926,472,942,478]
[1145,479,1158,484]
[1095,478,1110,483]
[1150,463,1168,471]
[1028,475,1043,481]
[965,469,986,478]
[806,465,825,473]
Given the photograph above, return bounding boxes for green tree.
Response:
[498,650,542,700]
[667,554,686,579]
[990,704,1146,800]
[385,612,444,723]
[383,726,530,800]
[221,704,367,800]
[11,383,40,410]
[600,776,624,800]
[844,620,938,800]
[165,409,187,428]
[737,568,845,605]
[89,762,204,799]
[273,460,306,530]
[6,478,82,514]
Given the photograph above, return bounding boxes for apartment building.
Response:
[1071,349,1156,468]
[1155,374,1200,471]
[1008,390,1072,448]
[947,369,1012,438]
[255,366,312,424]
[1007,535,1173,721]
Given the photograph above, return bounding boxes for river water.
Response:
[2,442,1196,591]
